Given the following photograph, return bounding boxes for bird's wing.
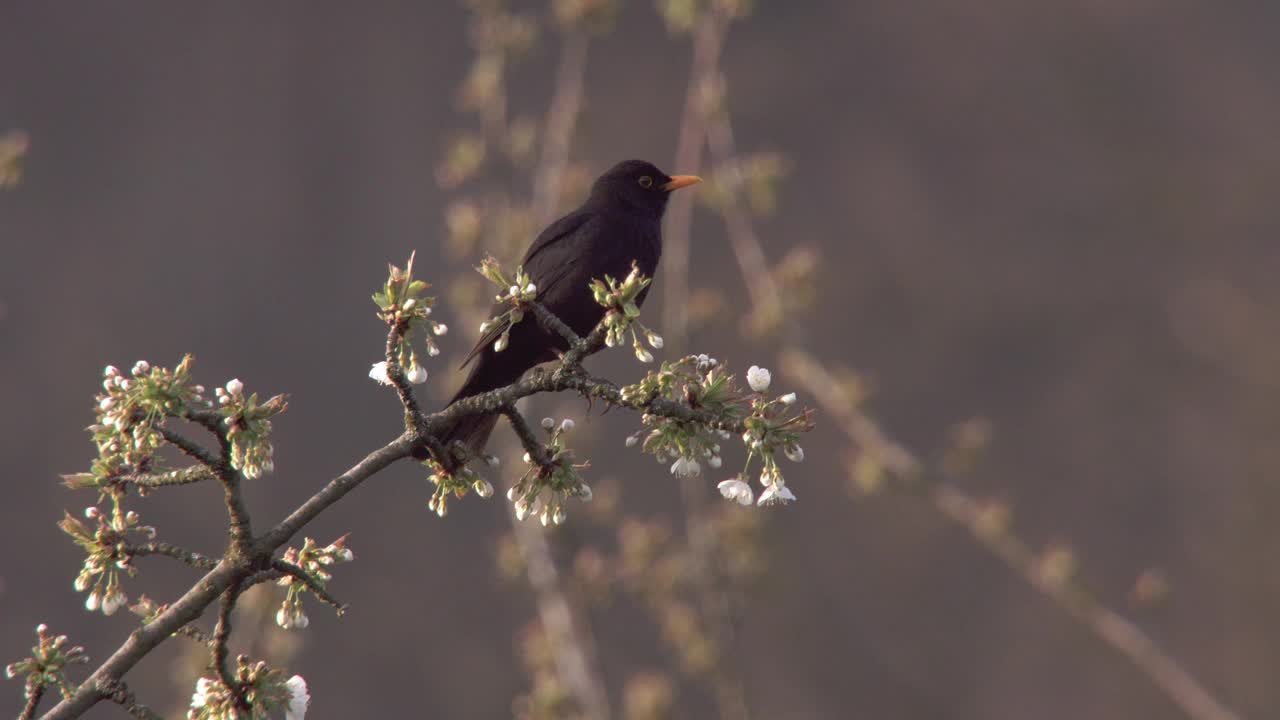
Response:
[458,210,596,369]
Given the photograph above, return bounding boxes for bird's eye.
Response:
[638,175,653,189]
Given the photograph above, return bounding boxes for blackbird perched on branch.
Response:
[429,159,701,465]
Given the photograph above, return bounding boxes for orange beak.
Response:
[661,175,702,191]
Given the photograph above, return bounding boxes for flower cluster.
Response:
[475,255,539,353]
[275,536,355,630]
[58,505,155,615]
[622,354,739,479]
[216,379,287,480]
[508,418,592,526]
[590,262,664,363]
[85,357,204,488]
[371,252,447,386]
[721,364,811,506]
[622,358,811,507]
[188,658,308,720]
[421,455,496,518]
[4,624,88,703]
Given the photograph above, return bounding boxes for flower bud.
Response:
[225,378,244,396]
[406,364,428,384]
[746,366,771,393]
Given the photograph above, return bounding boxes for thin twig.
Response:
[500,405,553,467]
[119,465,217,489]
[210,580,244,706]
[156,427,221,470]
[98,680,162,720]
[20,684,45,720]
[384,320,428,427]
[124,543,218,570]
[272,559,348,614]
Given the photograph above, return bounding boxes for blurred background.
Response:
[3,2,1278,718]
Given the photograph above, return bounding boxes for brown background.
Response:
[3,2,1278,718]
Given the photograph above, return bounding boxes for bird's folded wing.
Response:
[458,210,597,369]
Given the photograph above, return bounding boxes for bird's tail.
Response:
[415,355,527,467]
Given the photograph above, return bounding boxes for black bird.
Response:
[429,159,701,465]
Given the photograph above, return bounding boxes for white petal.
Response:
[368,362,392,385]
[285,675,311,720]
[406,364,429,384]
[746,366,772,393]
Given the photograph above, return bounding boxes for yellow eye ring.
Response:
[638,175,653,189]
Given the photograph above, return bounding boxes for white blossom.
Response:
[225,378,244,396]
[84,590,101,612]
[785,445,805,463]
[746,366,771,393]
[670,456,701,478]
[646,331,664,349]
[717,478,754,506]
[473,479,494,498]
[779,392,797,405]
[541,417,555,430]
[190,678,214,709]
[494,333,509,352]
[434,323,448,335]
[102,589,127,616]
[625,434,639,448]
[525,283,537,295]
[708,455,722,469]
[635,347,654,363]
[757,482,797,506]
[405,364,428,384]
[131,360,150,376]
[285,675,310,720]
[368,362,392,385]
[560,418,575,432]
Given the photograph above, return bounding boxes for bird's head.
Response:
[587,159,701,218]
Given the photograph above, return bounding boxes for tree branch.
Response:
[501,405,553,467]
[41,302,742,719]
[272,559,348,615]
[156,427,221,470]
[20,684,44,720]
[210,581,245,706]
[124,543,218,570]
[119,465,217,489]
